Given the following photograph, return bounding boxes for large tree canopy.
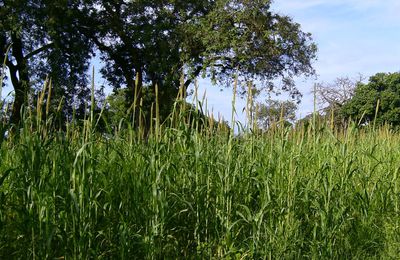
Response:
[1,0,317,124]
[78,0,317,95]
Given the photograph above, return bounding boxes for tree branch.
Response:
[184,65,203,88]
[5,58,16,71]
[25,42,55,60]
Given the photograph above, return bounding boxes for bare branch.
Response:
[314,76,357,109]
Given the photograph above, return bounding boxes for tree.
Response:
[185,0,317,99]
[313,76,361,128]
[315,77,359,110]
[341,72,400,126]
[75,0,212,108]
[76,0,317,111]
[257,99,297,129]
[0,0,93,124]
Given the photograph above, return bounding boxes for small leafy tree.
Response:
[257,99,297,129]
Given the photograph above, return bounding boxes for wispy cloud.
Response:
[275,0,400,11]
[270,0,400,117]
[274,0,400,25]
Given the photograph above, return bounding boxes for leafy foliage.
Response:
[0,0,93,122]
[341,72,400,127]
[1,0,317,125]
[75,0,317,110]
[257,99,297,129]
[185,0,317,98]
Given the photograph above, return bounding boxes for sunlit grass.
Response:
[0,79,399,258]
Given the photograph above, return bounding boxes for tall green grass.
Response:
[0,79,400,259]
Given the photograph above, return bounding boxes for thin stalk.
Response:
[231,69,238,135]
[90,67,95,126]
[155,84,160,140]
[373,99,380,130]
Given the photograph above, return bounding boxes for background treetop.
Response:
[341,72,400,127]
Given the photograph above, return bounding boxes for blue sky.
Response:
[193,0,400,123]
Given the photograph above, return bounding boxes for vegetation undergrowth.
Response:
[0,85,400,259]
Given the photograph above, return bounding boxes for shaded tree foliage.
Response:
[0,0,93,123]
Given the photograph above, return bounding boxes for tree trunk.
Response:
[10,84,25,125]
[9,32,30,125]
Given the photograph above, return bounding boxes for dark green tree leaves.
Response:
[182,0,317,97]
[79,0,316,101]
[0,0,93,123]
[341,72,400,126]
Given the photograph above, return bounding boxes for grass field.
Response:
[0,101,400,259]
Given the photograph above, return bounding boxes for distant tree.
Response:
[103,88,230,134]
[315,77,359,110]
[103,89,128,129]
[257,99,297,129]
[341,72,400,127]
[313,76,361,128]
[102,87,157,130]
[295,111,327,130]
